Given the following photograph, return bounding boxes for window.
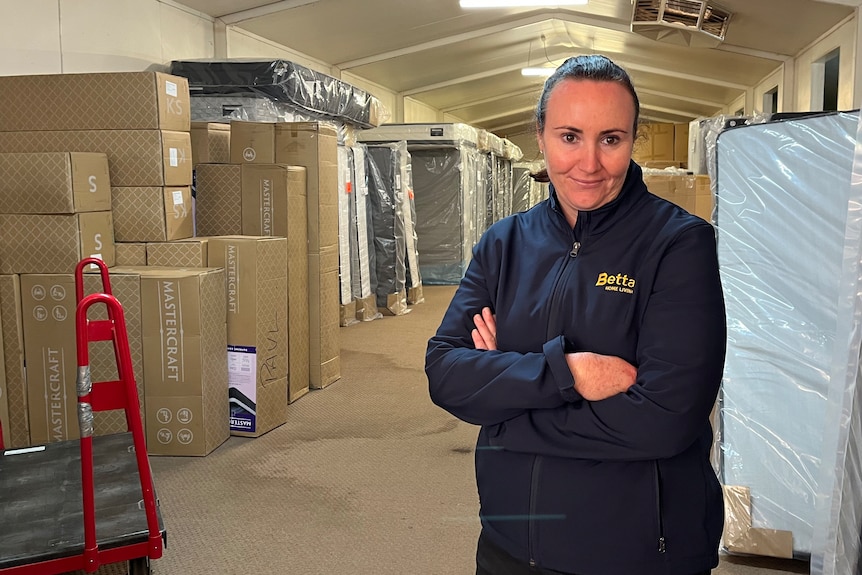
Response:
[812,49,840,111]
[763,87,779,114]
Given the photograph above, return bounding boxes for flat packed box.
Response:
[0,312,8,448]
[241,165,310,403]
[191,122,230,164]
[272,123,340,389]
[147,238,209,267]
[0,71,190,132]
[112,186,193,242]
[21,274,79,445]
[137,267,228,456]
[115,243,148,266]
[208,236,288,436]
[0,152,110,214]
[82,271,145,437]
[0,130,192,187]
[194,164,243,236]
[0,276,27,448]
[0,212,115,274]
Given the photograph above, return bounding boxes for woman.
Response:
[425,54,726,575]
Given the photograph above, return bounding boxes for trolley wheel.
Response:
[128,557,151,575]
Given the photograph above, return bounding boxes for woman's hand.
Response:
[565,352,637,401]
[472,307,497,350]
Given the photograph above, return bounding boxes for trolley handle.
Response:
[74,257,112,303]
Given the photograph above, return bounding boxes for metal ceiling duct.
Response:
[631,0,732,48]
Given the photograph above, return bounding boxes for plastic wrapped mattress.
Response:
[714,110,862,574]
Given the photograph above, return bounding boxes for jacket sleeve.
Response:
[425,238,583,427]
[492,223,727,461]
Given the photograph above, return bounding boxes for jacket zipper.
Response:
[570,241,581,258]
[654,461,666,554]
[528,455,542,567]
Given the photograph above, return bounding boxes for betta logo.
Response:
[596,272,636,294]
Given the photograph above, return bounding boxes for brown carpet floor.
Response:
[81,285,810,574]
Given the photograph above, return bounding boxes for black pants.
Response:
[476,531,711,575]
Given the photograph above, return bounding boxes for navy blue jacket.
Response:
[426,162,726,575]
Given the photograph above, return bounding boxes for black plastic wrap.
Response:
[170,59,386,128]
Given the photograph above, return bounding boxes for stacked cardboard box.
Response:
[208,236,289,436]
[229,121,341,390]
[634,122,690,167]
[0,71,193,447]
[643,173,713,222]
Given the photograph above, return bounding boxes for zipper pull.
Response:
[570,241,581,258]
[658,537,666,553]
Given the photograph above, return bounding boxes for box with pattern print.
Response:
[208,236,288,437]
[0,152,110,214]
[0,71,189,132]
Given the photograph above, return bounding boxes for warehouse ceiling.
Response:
[173,0,859,140]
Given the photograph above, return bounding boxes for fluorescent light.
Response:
[461,0,587,7]
[521,67,556,77]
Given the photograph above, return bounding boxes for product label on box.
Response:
[165,81,178,98]
[228,345,256,432]
[169,148,179,167]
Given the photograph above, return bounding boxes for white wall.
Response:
[403,97,440,123]
[794,17,856,112]
[752,68,784,115]
[0,0,213,75]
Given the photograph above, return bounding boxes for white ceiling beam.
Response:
[491,119,536,132]
[811,0,862,6]
[337,10,629,69]
[403,55,746,97]
[637,88,723,108]
[441,87,542,113]
[402,62,527,96]
[640,103,698,117]
[716,43,793,61]
[218,0,320,25]
[471,105,537,124]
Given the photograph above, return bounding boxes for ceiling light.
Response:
[521,67,556,77]
[461,0,588,7]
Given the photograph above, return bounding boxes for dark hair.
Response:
[532,54,640,183]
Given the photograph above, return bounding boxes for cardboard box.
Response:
[194,164,243,237]
[0,212,115,274]
[111,187,193,242]
[644,173,714,222]
[0,130,192,187]
[82,271,145,437]
[674,122,690,164]
[273,124,340,389]
[0,152,111,214]
[115,243,148,266]
[147,239,209,268]
[229,121,276,164]
[191,122,231,164]
[0,71,190,132]
[208,236,288,437]
[0,276,28,448]
[138,267,228,456]
[0,310,8,448]
[241,165,310,403]
[21,274,79,444]
[633,122,675,164]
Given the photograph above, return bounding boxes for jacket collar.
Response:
[547,160,647,235]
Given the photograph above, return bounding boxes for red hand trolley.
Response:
[0,258,165,574]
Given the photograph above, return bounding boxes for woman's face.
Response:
[537,78,635,225]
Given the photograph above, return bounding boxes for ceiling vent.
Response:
[631,0,732,48]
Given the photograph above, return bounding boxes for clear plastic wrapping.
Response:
[357,123,482,285]
[365,143,408,316]
[348,144,382,322]
[170,58,390,128]
[713,110,862,572]
[336,145,358,326]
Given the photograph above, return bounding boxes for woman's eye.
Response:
[563,133,576,143]
[603,135,620,145]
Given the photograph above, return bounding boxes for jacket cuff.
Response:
[544,335,582,403]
